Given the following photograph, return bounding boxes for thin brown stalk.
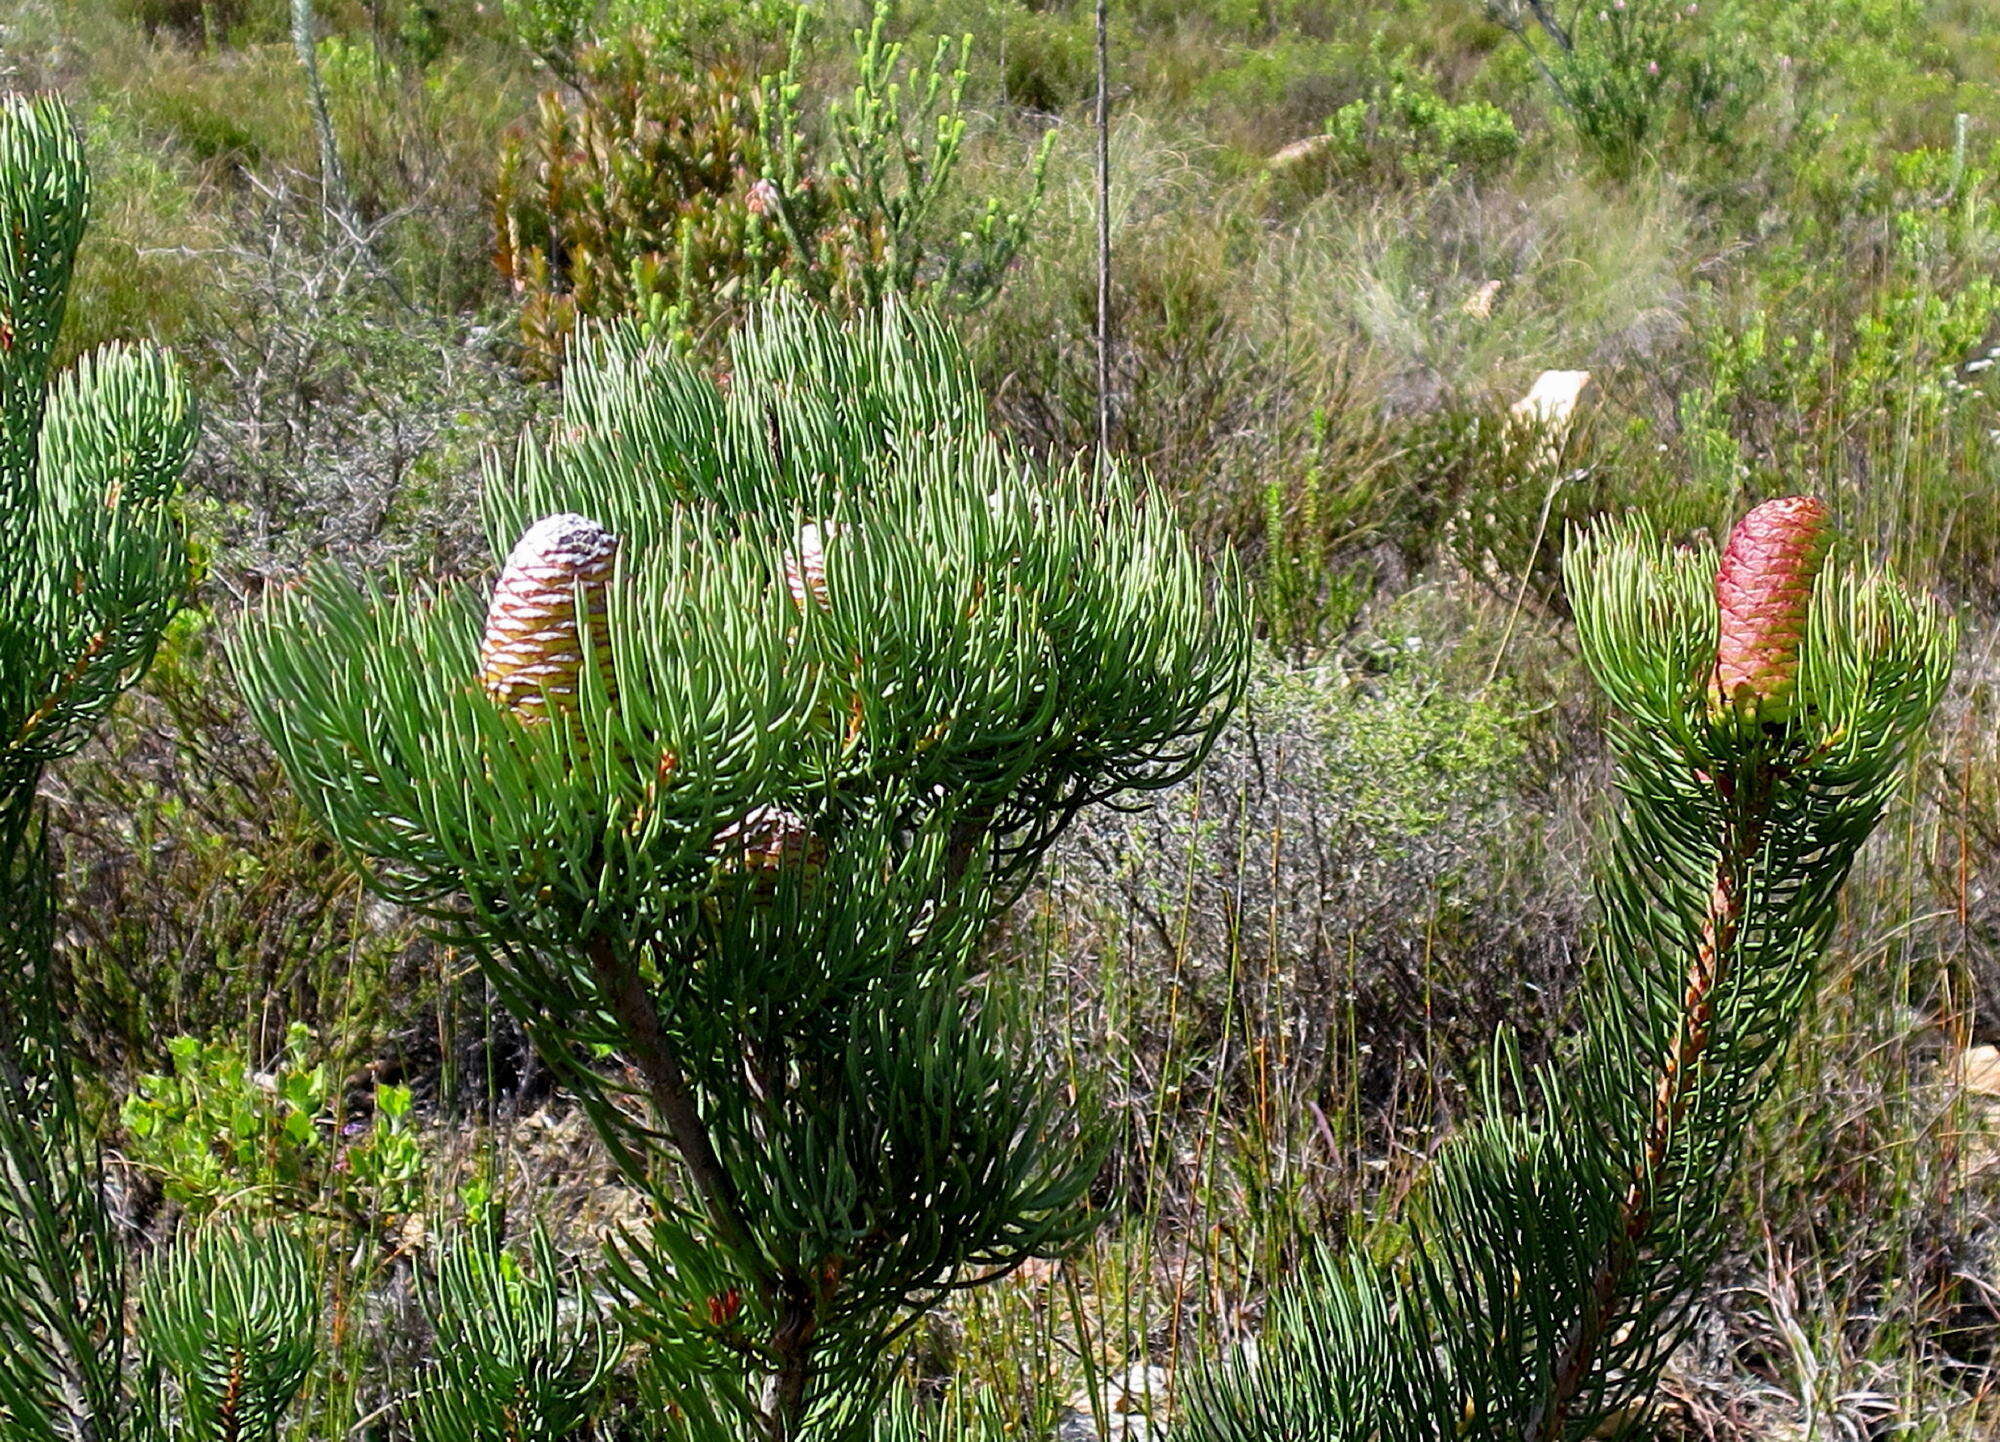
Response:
[582,933,753,1258]
[13,628,110,754]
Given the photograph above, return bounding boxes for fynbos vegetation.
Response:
[6,0,2000,1437]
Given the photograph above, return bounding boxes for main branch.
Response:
[1526,767,1771,1440]
[583,932,821,1442]
[583,933,753,1258]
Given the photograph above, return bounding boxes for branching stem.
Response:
[12,626,110,754]
[582,932,820,1442]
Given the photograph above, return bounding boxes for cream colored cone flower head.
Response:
[1510,369,1592,431]
[1509,369,1592,474]
[480,512,619,722]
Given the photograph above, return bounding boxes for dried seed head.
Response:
[1509,369,1591,473]
[480,513,618,721]
[713,804,825,884]
[1461,278,1503,320]
[1709,495,1832,723]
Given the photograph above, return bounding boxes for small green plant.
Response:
[138,1226,320,1442]
[493,2,1049,371]
[1324,63,1521,184]
[120,1024,424,1233]
[502,0,600,76]
[413,1228,617,1442]
[758,2,1054,313]
[1491,0,1765,175]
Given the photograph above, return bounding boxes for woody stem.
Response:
[1527,765,1770,1439]
[583,932,755,1261]
[584,932,820,1440]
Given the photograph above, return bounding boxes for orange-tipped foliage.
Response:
[479,513,619,721]
[1709,496,1832,722]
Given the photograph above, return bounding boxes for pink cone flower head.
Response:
[480,513,619,721]
[1709,496,1832,723]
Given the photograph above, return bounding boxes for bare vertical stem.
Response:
[290,0,352,230]
[1094,0,1112,471]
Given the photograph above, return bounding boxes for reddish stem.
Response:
[1526,769,1769,1439]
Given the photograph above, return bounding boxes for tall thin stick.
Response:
[1094,0,1112,470]
[290,0,352,230]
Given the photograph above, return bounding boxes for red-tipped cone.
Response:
[479,513,619,721]
[1709,496,1832,723]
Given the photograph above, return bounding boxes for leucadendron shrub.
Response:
[494,2,1050,376]
[234,298,1247,1440]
